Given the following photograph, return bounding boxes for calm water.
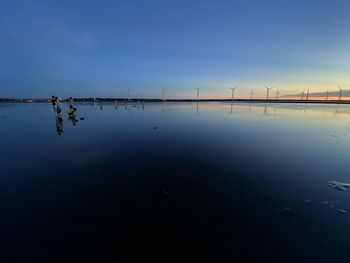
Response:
[1,102,350,262]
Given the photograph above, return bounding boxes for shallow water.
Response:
[1,102,350,262]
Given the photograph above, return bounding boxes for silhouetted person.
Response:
[56,97,62,114]
[51,96,57,112]
[67,105,78,126]
[51,95,64,134]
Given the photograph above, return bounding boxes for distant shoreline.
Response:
[1,98,350,105]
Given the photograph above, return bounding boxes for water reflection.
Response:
[76,101,350,122]
[54,111,64,135]
[2,101,350,261]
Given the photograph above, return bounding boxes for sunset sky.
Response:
[1,0,350,99]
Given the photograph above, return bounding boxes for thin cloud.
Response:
[50,25,98,48]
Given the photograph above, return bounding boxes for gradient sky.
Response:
[1,0,350,99]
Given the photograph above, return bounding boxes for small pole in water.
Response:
[305,89,309,101]
[301,89,306,101]
[325,89,329,102]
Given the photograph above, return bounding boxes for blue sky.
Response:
[1,0,350,99]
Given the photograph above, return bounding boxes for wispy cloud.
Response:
[49,24,98,48]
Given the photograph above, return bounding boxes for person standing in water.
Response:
[67,105,78,126]
[56,97,62,114]
[51,96,57,112]
[67,97,78,126]
[51,95,64,134]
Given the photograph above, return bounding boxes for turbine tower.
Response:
[161,88,167,102]
[228,86,238,101]
[194,87,202,101]
[275,89,280,100]
[127,88,131,102]
[305,89,310,101]
[301,89,306,100]
[249,89,255,100]
[264,86,273,100]
[338,86,344,101]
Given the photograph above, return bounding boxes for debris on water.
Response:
[80,117,85,120]
[1,116,7,119]
[322,200,338,206]
[321,201,348,215]
[304,199,310,203]
[321,200,339,205]
[328,181,350,191]
[329,134,337,138]
[284,207,291,211]
[162,190,168,195]
[335,208,348,214]
[292,162,300,166]
[153,126,157,130]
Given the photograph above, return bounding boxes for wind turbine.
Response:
[275,89,280,100]
[301,89,306,100]
[127,88,131,102]
[305,89,310,101]
[338,86,344,101]
[264,86,273,100]
[161,88,167,102]
[228,86,238,101]
[325,89,329,102]
[249,89,255,100]
[194,87,202,101]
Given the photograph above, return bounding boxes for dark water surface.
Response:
[1,102,350,262]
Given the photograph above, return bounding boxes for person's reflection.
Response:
[55,112,64,135]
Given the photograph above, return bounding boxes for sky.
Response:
[1,0,350,99]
